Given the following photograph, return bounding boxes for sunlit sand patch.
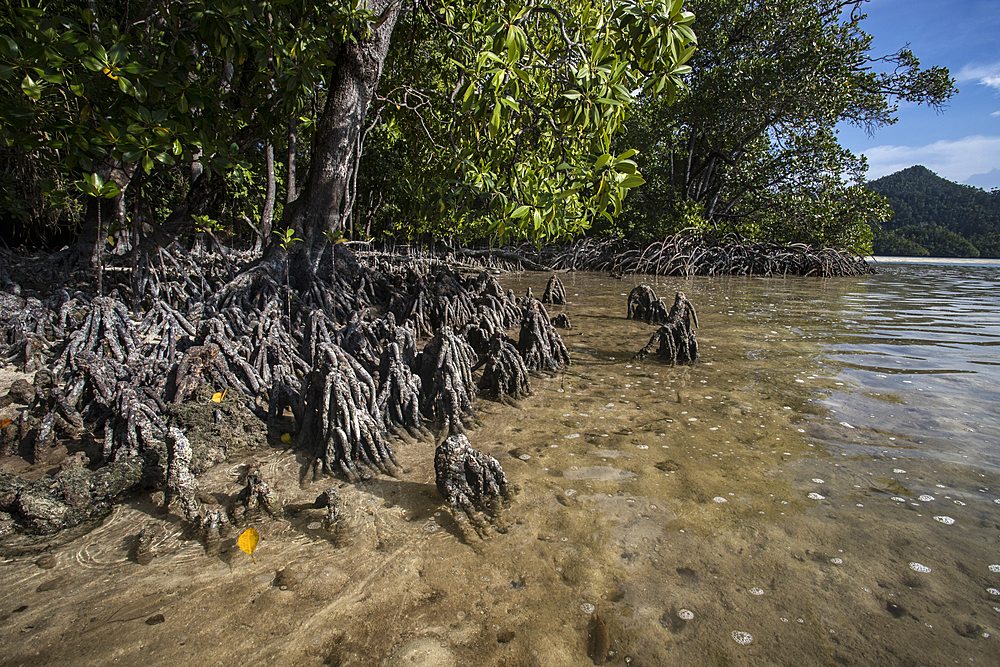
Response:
[564,466,636,481]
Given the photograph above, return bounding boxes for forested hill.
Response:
[866,166,1000,257]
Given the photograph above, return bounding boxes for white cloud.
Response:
[992,110,1000,117]
[862,135,1000,182]
[957,62,1000,90]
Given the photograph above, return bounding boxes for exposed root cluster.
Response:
[477,333,531,404]
[517,299,571,372]
[434,433,516,539]
[377,341,427,438]
[634,291,700,364]
[541,275,567,304]
[418,328,478,435]
[298,343,400,482]
[626,284,669,323]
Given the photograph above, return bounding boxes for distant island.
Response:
[866,166,1000,258]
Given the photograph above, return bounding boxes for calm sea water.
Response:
[3,258,999,666]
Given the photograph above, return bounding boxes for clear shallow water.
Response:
[2,262,999,666]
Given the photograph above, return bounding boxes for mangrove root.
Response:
[434,434,515,539]
[517,300,570,372]
[541,275,567,304]
[477,333,531,404]
[633,291,700,364]
[418,328,478,436]
[550,313,572,329]
[626,284,669,324]
[298,342,400,483]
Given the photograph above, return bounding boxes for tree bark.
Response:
[280,1,401,278]
[286,116,297,204]
[256,143,276,254]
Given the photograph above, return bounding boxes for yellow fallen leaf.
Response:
[238,527,259,564]
[280,432,292,444]
[0,418,11,429]
[211,388,227,403]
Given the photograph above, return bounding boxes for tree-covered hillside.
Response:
[867,166,1000,257]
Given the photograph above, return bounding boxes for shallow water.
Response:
[3,263,1000,666]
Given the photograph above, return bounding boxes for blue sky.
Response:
[836,0,1000,188]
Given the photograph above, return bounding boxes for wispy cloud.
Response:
[992,110,1000,117]
[957,62,1000,90]
[862,135,1000,182]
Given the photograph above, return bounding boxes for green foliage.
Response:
[0,0,360,242]
[605,0,953,252]
[273,227,301,251]
[867,166,1000,257]
[358,0,697,245]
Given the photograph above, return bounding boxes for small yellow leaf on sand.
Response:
[280,432,292,444]
[238,527,259,564]
[211,388,227,403]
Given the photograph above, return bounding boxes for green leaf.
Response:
[141,153,154,174]
[510,205,531,219]
[21,74,41,101]
[620,174,645,188]
[488,103,501,139]
[98,181,120,198]
[0,35,20,59]
[594,153,611,170]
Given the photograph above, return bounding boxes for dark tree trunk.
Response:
[256,143,276,254]
[278,1,401,279]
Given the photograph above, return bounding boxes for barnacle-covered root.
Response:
[517,300,570,372]
[633,291,700,363]
[418,328,478,436]
[477,333,530,405]
[434,434,517,540]
[298,343,400,482]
